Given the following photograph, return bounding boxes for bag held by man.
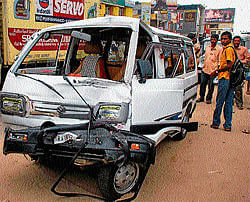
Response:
[226,47,245,88]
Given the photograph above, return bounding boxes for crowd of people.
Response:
[192,31,249,132]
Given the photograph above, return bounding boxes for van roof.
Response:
[149,26,191,42]
[41,16,191,43]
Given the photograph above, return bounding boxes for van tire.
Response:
[98,162,140,201]
[173,113,189,141]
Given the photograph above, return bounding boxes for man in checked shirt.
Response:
[197,34,223,104]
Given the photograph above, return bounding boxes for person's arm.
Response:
[217,60,233,73]
[210,47,234,77]
[73,58,85,74]
[210,60,232,77]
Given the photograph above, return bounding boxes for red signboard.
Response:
[8,28,86,52]
[8,28,39,51]
[8,28,70,51]
[35,0,84,23]
[53,0,85,20]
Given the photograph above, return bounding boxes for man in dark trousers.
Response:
[210,31,236,132]
[232,36,250,110]
[197,34,222,104]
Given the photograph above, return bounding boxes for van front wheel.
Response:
[98,162,140,201]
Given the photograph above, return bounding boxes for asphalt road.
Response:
[0,87,249,201]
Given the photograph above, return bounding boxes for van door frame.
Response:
[131,42,185,126]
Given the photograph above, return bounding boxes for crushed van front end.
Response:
[3,122,155,201]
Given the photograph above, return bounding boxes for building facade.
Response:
[176,4,205,36]
[133,1,151,25]
[150,0,178,31]
[85,0,134,19]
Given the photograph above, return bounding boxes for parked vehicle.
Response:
[1,16,198,201]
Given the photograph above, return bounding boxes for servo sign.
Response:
[35,0,84,24]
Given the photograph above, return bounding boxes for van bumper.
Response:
[3,123,156,166]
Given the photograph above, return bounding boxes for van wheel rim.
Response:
[113,162,139,194]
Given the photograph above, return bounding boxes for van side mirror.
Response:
[137,59,153,83]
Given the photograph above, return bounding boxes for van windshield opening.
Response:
[17,30,71,75]
[16,27,132,82]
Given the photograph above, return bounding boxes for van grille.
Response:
[32,100,91,120]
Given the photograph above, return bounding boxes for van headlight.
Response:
[98,105,121,119]
[95,103,129,123]
[0,93,31,117]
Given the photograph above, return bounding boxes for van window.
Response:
[65,27,131,81]
[16,27,132,81]
[162,46,183,78]
[134,41,154,79]
[185,45,195,73]
[105,40,127,81]
[17,32,71,75]
[143,43,156,79]
[108,41,126,63]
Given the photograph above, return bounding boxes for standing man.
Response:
[232,36,250,110]
[210,31,236,132]
[197,34,222,104]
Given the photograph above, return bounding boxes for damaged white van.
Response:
[1,16,198,201]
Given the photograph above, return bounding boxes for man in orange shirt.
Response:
[210,31,236,132]
[233,36,250,110]
[197,34,222,104]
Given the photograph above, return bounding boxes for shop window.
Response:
[119,8,124,16]
[105,6,111,15]
[210,24,218,28]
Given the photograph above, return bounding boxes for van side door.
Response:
[131,43,185,125]
[183,44,198,109]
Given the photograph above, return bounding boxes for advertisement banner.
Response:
[8,28,38,51]
[171,12,177,20]
[185,12,196,22]
[8,28,71,51]
[8,28,85,61]
[14,0,30,20]
[35,0,85,23]
[141,3,151,25]
[205,8,235,23]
